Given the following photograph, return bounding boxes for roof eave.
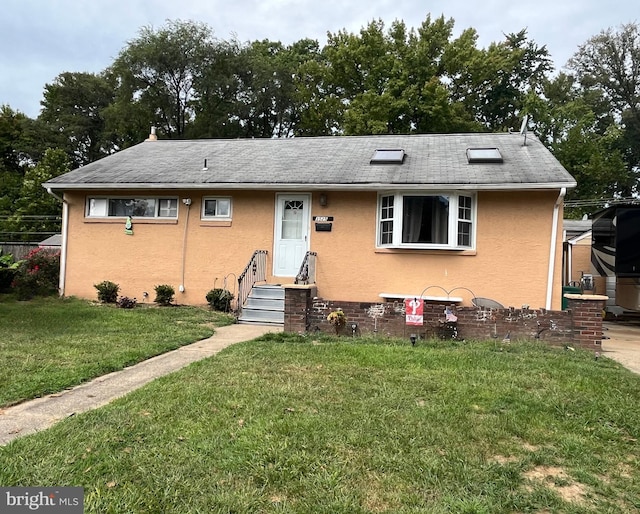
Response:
[43,181,577,192]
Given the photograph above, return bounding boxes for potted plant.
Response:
[327,308,347,335]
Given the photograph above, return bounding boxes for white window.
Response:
[86,197,178,218]
[377,192,475,249]
[158,199,178,218]
[202,197,231,219]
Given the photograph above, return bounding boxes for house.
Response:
[43,132,576,323]
[563,219,593,286]
[38,234,63,250]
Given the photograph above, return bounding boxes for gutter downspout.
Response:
[546,187,566,310]
[179,199,192,293]
[46,188,68,297]
[566,236,572,285]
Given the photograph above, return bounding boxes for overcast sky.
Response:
[0,0,636,118]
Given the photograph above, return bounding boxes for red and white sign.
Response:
[405,298,424,326]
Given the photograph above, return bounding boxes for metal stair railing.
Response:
[237,250,268,317]
[295,251,317,285]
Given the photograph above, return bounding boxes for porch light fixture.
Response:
[319,193,328,207]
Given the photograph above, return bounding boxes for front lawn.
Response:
[0,296,233,406]
[1,334,639,513]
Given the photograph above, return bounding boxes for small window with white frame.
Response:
[86,197,178,218]
[202,197,232,219]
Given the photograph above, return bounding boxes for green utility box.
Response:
[562,285,582,310]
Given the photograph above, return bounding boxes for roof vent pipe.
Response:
[203,159,208,171]
[146,126,158,142]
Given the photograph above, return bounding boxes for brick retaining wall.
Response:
[284,286,606,351]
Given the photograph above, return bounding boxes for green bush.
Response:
[94,280,120,303]
[206,288,233,312]
[0,251,20,293]
[154,284,175,306]
[11,248,60,300]
[116,296,137,309]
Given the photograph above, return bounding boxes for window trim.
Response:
[376,191,476,250]
[86,196,179,219]
[201,196,232,220]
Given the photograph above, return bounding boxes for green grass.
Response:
[1,333,639,513]
[0,296,233,406]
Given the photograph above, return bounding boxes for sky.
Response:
[0,0,636,118]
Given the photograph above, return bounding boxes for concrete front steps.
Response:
[237,284,284,325]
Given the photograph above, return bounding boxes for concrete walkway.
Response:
[602,320,640,375]
[0,323,281,446]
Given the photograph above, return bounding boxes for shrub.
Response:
[116,296,137,309]
[154,284,175,306]
[206,288,233,312]
[11,248,60,300]
[0,251,20,293]
[94,280,120,303]
[327,308,347,335]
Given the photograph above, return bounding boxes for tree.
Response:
[0,107,54,219]
[554,117,629,218]
[188,37,247,138]
[233,40,299,138]
[291,48,343,136]
[108,20,217,141]
[323,16,480,135]
[454,30,553,131]
[4,148,70,241]
[0,107,24,223]
[567,22,640,188]
[40,72,116,167]
[524,71,632,218]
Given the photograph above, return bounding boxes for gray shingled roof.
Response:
[44,133,576,191]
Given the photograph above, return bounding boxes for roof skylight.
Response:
[370,149,405,164]
[466,147,503,163]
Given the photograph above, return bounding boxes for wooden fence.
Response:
[0,244,38,260]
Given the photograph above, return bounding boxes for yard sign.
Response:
[405,298,424,326]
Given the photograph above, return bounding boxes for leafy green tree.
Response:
[234,40,297,138]
[0,107,56,231]
[525,72,631,218]
[231,39,323,138]
[454,29,553,131]
[0,105,25,175]
[40,72,115,167]
[567,22,640,191]
[5,148,70,241]
[323,16,482,135]
[192,37,329,139]
[291,49,343,136]
[108,20,217,141]
[188,38,247,138]
[554,118,629,218]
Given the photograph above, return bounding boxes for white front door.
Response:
[274,194,311,277]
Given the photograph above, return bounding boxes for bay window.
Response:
[377,192,475,249]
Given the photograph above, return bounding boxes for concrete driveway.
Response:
[602,320,640,375]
